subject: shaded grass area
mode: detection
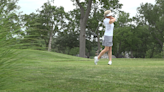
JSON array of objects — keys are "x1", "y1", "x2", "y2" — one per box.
[{"x1": 0, "y1": 49, "x2": 164, "y2": 92}]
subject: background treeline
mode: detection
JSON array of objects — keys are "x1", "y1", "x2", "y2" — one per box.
[{"x1": 1, "y1": 0, "x2": 164, "y2": 59}]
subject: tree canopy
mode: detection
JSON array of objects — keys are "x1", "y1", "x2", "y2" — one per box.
[{"x1": 1, "y1": 0, "x2": 164, "y2": 58}]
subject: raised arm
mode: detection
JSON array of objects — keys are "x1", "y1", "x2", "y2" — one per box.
[{"x1": 109, "y1": 17, "x2": 116, "y2": 24}]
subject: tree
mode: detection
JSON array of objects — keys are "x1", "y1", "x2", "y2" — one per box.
[
  {"x1": 54, "y1": 31, "x2": 79, "y2": 54},
  {"x1": 137, "y1": 1, "x2": 164, "y2": 55},
  {"x1": 54, "y1": 8, "x2": 81, "y2": 54},
  {"x1": 72, "y1": 0, "x2": 122, "y2": 57},
  {"x1": 113, "y1": 11, "x2": 132, "y2": 57},
  {"x1": 73, "y1": 0, "x2": 92, "y2": 57},
  {"x1": 38, "y1": 2, "x2": 67, "y2": 51},
  {"x1": 22, "y1": 2, "x2": 67, "y2": 51},
  {"x1": 86, "y1": 4, "x2": 104, "y2": 54}
]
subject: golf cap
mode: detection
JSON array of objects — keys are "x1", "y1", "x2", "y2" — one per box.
[{"x1": 106, "y1": 13, "x2": 113, "y2": 16}]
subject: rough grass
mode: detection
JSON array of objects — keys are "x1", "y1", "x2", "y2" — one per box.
[{"x1": 0, "y1": 49, "x2": 164, "y2": 92}]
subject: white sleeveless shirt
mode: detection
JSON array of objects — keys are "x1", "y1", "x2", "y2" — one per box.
[{"x1": 103, "y1": 18, "x2": 114, "y2": 36}]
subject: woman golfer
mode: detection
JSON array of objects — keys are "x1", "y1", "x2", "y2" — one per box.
[{"x1": 94, "y1": 10, "x2": 116, "y2": 65}]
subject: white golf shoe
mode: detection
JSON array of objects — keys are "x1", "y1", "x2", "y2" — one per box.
[
  {"x1": 94, "y1": 56, "x2": 99, "y2": 65},
  {"x1": 108, "y1": 61, "x2": 112, "y2": 65}
]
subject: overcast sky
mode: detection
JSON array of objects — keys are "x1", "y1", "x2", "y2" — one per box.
[{"x1": 17, "y1": 0, "x2": 156, "y2": 18}]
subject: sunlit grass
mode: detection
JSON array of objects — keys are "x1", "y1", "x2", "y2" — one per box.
[{"x1": 0, "y1": 49, "x2": 164, "y2": 92}]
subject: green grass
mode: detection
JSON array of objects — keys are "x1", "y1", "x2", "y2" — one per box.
[{"x1": 0, "y1": 49, "x2": 164, "y2": 92}]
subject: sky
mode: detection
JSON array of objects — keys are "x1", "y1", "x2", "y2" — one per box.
[{"x1": 17, "y1": 0, "x2": 156, "y2": 18}]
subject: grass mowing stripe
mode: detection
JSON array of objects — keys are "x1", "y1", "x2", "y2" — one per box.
[{"x1": 0, "y1": 49, "x2": 164, "y2": 92}]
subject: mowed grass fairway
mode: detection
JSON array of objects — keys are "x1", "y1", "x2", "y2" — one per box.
[{"x1": 0, "y1": 50, "x2": 164, "y2": 92}]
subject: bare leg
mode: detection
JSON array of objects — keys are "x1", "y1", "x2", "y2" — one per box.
[
  {"x1": 108, "y1": 47, "x2": 112, "y2": 61},
  {"x1": 98, "y1": 46, "x2": 109, "y2": 59}
]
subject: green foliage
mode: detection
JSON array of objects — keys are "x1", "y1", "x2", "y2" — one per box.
[
  {"x1": 145, "y1": 49, "x2": 153, "y2": 58},
  {"x1": 153, "y1": 53, "x2": 163, "y2": 58},
  {"x1": 1, "y1": 0, "x2": 163, "y2": 58},
  {"x1": 54, "y1": 31, "x2": 79, "y2": 54},
  {"x1": 20, "y1": 13, "x2": 47, "y2": 50},
  {"x1": 112, "y1": 1, "x2": 164, "y2": 58},
  {"x1": 21, "y1": 2, "x2": 67, "y2": 51},
  {"x1": 0, "y1": 0, "x2": 21, "y2": 65},
  {"x1": 113, "y1": 11, "x2": 134, "y2": 57},
  {"x1": 134, "y1": 1, "x2": 164, "y2": 58},
  {"x1": 145, "y1": 45, "x2": 163, "y2": 58},
  {"x1": 69, "y1": 47, "x2": 79, "y2": 55},
  {"x1": 137, "y1": 1, "x2": 164, "y2": 49}
]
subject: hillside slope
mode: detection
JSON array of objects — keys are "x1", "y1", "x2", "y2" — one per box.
[{"x1": 0, "y1": 49, "x2": 164, "y2": 92}]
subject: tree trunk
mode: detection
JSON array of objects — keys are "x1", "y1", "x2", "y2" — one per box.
[
  {"x1": 87, "y1": 52, "x2": 90, "y2": 58},
  {"x1": 116, "y1": 43, "x2": 119, "y2": 58},
  {"x1": 150, "y1": 44, "x2": 155, "y2": 58},
  {"x1": 130, "y1": 49, "x2": 134, "y2": 58},
  {"x1": 76, "y1": 0, "x2": 92, "y2": 58},
  {"x1": 79, "y1": 21, "x2": 86, "y2": 57},
  {"x1": 97, "y1": 30, "x2": 101, "y2": 53},
  {"x1": 48, "y1": 30, "x2": 53, "y2": 52},
  {"x1": 162, "y1": 43, "x2": 164, "y2": 58}
]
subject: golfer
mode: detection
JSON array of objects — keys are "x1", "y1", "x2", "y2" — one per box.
[{"x1": 94, "y1": 10, "x2": 116, "y2": 65}]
